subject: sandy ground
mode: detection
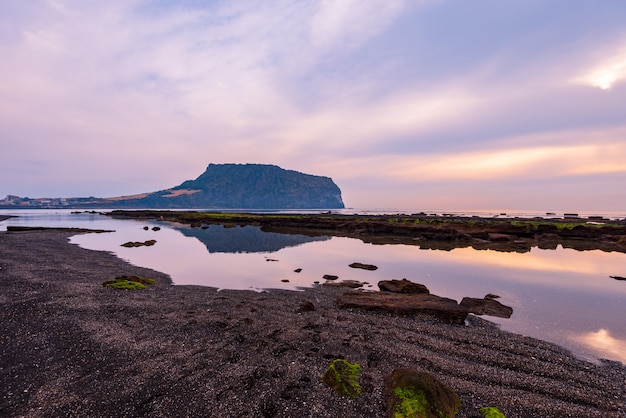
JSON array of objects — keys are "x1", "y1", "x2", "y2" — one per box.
[{"x1": 1, "y1": 230, "x2": 624, "y2": 417}]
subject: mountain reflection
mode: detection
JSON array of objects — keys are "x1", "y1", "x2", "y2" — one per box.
[{"x1": 174, "y1": 224, "x2": 330, "y2": 253}]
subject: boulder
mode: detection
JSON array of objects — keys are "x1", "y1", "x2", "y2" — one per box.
[
  {"x1": 337, "y1": 291, "x2": 467, "y2": 324},
  {"x1": 323, "y1": 274, "x2": 339, "y2": 281},
  {"x1": 383, "y1": 368, "x2": 460, "y2": 418},
  {"x1": 459, "y1": 297, "x2": 513, "y2": 318},
  {"x1": 321, "y1": 359, "x2": 362, "y2": 399},
  {"x1": 379, "y1": 279, "x2": 429, "y2": 294}
]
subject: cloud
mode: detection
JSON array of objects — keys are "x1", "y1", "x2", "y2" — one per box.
[{"x1": 572, "y1": 40, "x2": 626, "y2": 90}]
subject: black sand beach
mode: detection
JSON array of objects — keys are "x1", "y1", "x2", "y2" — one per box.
[{"x1": 1, "y1": 229, "x2": 624, "y2": 417}]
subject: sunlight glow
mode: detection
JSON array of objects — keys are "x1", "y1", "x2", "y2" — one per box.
[
  {"x1": 574, "y1": 48, "x2": 626, "y2": 90},
  {"x1": 573, "y1": 329, "x2": 626, "y2": 363}
]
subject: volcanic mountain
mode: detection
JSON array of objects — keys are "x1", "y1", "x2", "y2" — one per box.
[{"x1": 99, "y1": 163, "x2": 345, "y2": 209}]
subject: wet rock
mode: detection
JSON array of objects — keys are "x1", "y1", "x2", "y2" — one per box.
[
  {"x1": 294, "y1": 268, "x2": 302, "y2": 273},
  {"x1": 459, "y1": 297, "x2": 513, "y2": 318},
  {"x1": 379, "y1": 279, "x2": 429, "y2": 294},
  {"x1": 323, "y1": 274, "x2": 339, "y2": 280},
  {"x1": 349, "y1": 262, "x2": 378, "y2": 270},
  {"x1": 488, "y1": 233, "x2": 516, "y2": 242},
  {"x1": 321, "y1": 359, "x2": 362, "y2": 399},
  {"x1": 383, "y1": 368, "x2": 460, "y2": 418},
  {"x1": 610, "y1": 275, "x2": 626, "y2": 281},
  {"x1": 323, "y1": 280, "x2": 364, "y2": 288},
  {"x1": 337, "y1": 291, "x2": 467, "y2": 324},
  {"x1": 120, "y1": 239, "x2": 156, "y2": 247}
]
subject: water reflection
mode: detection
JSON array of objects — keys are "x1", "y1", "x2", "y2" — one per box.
[
  {"x1": 175, "y1": 224, "x2": 329, "y2": 253},
  {"x1": 2, "y1": 210, "x2": 625, "y2": 364},
  {"x1": 573, "y1": 329, "x2": 626, "y2": 363}
]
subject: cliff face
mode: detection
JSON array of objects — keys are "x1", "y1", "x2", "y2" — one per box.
[{"x1": 108, "y1": 164, "x2": 345, "y2": 209}]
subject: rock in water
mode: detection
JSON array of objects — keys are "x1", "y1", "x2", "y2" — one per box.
[
  {"x1": 379, "y1": 279, "x2": 430, "y2": 294},
  {"x1": 459, "y1": 297, "x2": 513, "y2": 318}
]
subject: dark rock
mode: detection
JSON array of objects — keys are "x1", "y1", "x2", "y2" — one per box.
[
  {"x1": 294, "y1": 268, "x2": 302, "y2": 273},
  {"x1": 349, "y1": 262, "x2": 378, "y2": 271},
  {"x1": 488, "y1": 233, "x2": 516, "y2": 242},
  {"x1": 337, "y1": 291, "x2": 467, "y2": 324},
  {"x1": 459, "y1": 297, "x2": 513, "y2": 318},
  {"x1": 120, "y1": 239, "x2": 157, "y2": 248},
  {"x1": 297, "y1": 301, "x2": 316, "y2": 313},
  {"x1": 383, "y1": 368, "x2": 460, "y2": 418},
  {"x1": 323, "y1": 274, "x2": 339, "y2": 281},
  {"x1": 379, "y1": 279, "x2": 429, "y2": 294},
  {"x1": 323, "y1": 280, "x2": 364, "y2": 288},
  {"x1": 484, "y1": 293, "x2": 500, "y2": 300},
  {"x1": 152, "y1": 226, "x2": 160, "y2": 231},
  {"x1": 610, "y1": 275, "x2": 626, "y2": 281}
]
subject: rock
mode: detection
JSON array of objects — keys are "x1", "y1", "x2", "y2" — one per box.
[
  {"x1": 484, "y1": 293, "x2": 500, "y2": 300},
  {"x1": 383, "y1": 368, "x2": 460, "y2": 418},
  {"x1": 294, "y1": 268, "x2": 302, "y2": 273},
  {"x1": 349, "y1": 262, "x2": 378, "y2": 270},
  {"x1": 459, "y1": 297, "x2": 513, "y2": 318},
  {"x1": 297, "y1": 301, "x2": 315, "y2": 313},
  {"x1": 120, "y1": 239, "x2": 157, "y2": 248},
  {"x1": 321, "y1": 358, "x2": 362, "y2": 399},
  {"x1": 323, "y1": 274, "x2": 339, "y2": 281},
  {"x1": 379, "y1": 279, "x2": 429, "y2": 294},
  {"x1": 488, "y1": 233, "x2": 515, "y2": 242},
  {"x1": 323, "y1": 280, "x2": 364, "y2": 288},
  {"x1": 337, "y1": 291, "x2": 467, "y2": 324},
  {"x1": 610, "y1": 275, "x2": 626, "y2": 281},
  {"x1": 152, "y1": 226, "x2": 160, "y2": 231}
]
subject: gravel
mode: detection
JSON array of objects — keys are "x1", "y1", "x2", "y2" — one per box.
[{"x1": 1, "y1": 230, "x2": 624, "y2": 417}]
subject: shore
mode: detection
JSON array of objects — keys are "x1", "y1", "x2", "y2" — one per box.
[{"x1": 1, "y1": 229, "x2": 624, "y2": 417}]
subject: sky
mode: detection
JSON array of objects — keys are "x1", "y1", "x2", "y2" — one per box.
[{"x1": 1, "y1": 0, "x2": 626, "y2": 211}]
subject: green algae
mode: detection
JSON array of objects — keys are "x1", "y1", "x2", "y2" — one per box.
[
  {"x1": 321, "y1": 358, "x2": 362, "y2": 399},
  {"x1": 102, "y1": 275, "x2": 157, "y2": 290},
  {"x1": 479, "y1": 407, "x2": 506, "y2": 418},
  {"x1": 393, "y1": 386, "x2": 428, "y2": 417}
]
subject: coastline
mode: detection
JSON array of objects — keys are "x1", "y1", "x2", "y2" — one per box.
[{"x1": 1, "y1": 230, "x2": 624, "y2": 417}]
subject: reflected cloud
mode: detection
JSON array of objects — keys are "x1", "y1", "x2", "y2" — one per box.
[{"x1": 572, "y1": 329, "x2": 626, "y2": 363}]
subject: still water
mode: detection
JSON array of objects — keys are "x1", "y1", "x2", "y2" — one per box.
[{"x1": 1, "y1": 209, "x2": 625, "y2": 364}]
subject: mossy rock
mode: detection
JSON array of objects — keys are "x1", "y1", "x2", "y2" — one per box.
[
  {"x1": 383, "y1": 369, "x2": 460, "y2": 418},
  {"x1": 102, "y1": 275, "x2": 157, "y2": 290},
  {"x1": 479, "y1": 407, "x2": 506, "y2": 418},
  {"x1": 321, "y1": 358, "x2": 362, "y2": 399}
]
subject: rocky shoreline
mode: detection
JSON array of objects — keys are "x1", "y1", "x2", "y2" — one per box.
[
  {"x1": 108, "y1": 210, "x2": 626, "y2": 254},
  {"x1": 1, "y1": 229, "x2": 625, "y2": 417}
]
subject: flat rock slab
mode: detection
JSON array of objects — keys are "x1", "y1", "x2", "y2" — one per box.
[
  {"x1": 459, "y1": 297, "x2": 514, "y2": 318},
  {"x1": 337, "y1": 291, "x2": 468, "y2": 324}
]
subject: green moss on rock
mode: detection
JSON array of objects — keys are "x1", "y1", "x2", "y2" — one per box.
[
  {"x1": 383, "y1": 368, "x2": 459, "y2": 418},
  {"x1": 479, "y1": 407, "x2": 506, "y2": 418},
  {"x1": 102, "y1": 275, "x2": 157, "y2": 290},
  {"x1": 321, "y1": 358, "x2": 362, "y2": 399}
]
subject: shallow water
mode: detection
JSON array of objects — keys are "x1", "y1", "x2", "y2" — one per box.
[{"x1": 2, "y1": 209, "x2": 625, "y2": 364}]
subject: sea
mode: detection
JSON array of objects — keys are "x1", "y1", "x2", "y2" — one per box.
[{"x1": 1, "y1": 208, "x2": 625, "y2": 365}]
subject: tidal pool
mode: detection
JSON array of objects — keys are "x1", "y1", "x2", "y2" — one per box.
[{"x1": 2, "y1": 209, "x2": 625, "y2": 364}]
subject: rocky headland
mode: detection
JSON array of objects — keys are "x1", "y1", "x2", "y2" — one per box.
[{"x1": 1, "y1": 228, "x2": 624, "y2": 417}]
